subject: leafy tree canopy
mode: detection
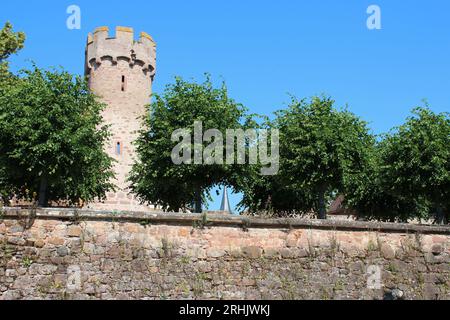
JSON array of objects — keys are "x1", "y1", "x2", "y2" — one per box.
[
  {"x1": 348, "y1": 106, "x2": 450, "y2": 223},
  {"x1": 0, "y1": 66, "x2": 115, "y2": 206},
  {"x1": 240, "y1": 96, "x2": 376, "y2": 219},
  {"x1": 130, "y1": 75, "x2": 258, "y2": 212},
  {"x1": 0, "y1": 22, "x2": 25, "y2": 79}
]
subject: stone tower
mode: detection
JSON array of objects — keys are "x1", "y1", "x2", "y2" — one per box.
[{"x1": 85, "y1": 26, "x2": 156, "y2": 211}]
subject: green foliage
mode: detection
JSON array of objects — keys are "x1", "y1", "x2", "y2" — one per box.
[
  {"x1": 129, "y1": 75, "x2": 257, "y2": 212},
  {"x1": 0, "y1": 66, "x2": 116, "y2": 206},
  {"x1": 21, "y1": 256, "x2": 34, "y2": 268},
  {"x1": 0, "y1": 22, "x2": 25, "y2": 61},
  {"x1": 240, "y1": 96, "x2": 375, "y2": 219},
  {"x1": 0, "y1": 22, "x2": 26, "y2": 80},
  {"x1": 347, "y1": 106, "x2": 450, "y2": 223}
]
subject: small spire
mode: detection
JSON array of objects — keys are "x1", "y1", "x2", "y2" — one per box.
[{"x1": 220, "y1": 186, "x2": 232, "y2": 213}]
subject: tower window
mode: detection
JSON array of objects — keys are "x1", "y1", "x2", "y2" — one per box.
[
  {"x1": 116, "y1": 142, "x2": 122, "y2": 155},
  {"x1": 121, "y1": 75, "x2": 126, "y2": 92}
]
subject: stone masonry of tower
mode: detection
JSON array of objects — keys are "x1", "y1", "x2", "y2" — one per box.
[{"x1": 84, "y1": 26, "x2": 156, "y2": 211}]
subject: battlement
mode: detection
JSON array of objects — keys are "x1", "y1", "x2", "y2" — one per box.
[{"x1": 85, "y1": 26, "x2": 156, "y2": 76}]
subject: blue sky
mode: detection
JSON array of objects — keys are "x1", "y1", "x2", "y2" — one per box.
[{"x1": 2, "y1": 0, "x2": 450, "y2": 212}]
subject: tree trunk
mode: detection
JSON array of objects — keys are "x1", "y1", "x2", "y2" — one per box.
[
  {"x1": 435, "y1": 206, "x2": 446, "y2": 225},
  {"x1": 38, "y1": 175, "x2": 48, "y2": 207},
  {"x1": 194, "y1": 187, "x2": 202, "y2": 214},
  {"x1": 318, "y1": 189, "x2": 327, "y2": 220}
]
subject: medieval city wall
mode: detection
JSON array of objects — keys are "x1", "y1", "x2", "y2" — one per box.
[{"x1": 0, "y1": 208, "x2": 449, "y2": 300}]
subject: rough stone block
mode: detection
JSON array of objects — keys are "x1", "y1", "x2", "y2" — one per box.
[
  {"x1": 380, "y1": 244, "x2": 396, "y2": 260},
  {"x1": 242, "y1": 246, "x2": 262, "y2": 259}
]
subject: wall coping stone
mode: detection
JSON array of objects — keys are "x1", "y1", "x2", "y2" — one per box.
[{"x1": 1, "y1": 207, "x2": 449, "y2": 235}]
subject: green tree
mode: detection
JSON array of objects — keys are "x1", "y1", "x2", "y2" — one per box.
[
  {"x1": 0, "y1": 22, "x2": 26, "y2": 79},
  {"x1": 344, "y1": 142, "x2": 424, "y2": 223},
  {"x1": 382, "y1": 107, "x2": 449, "y2": 223},
  {"x1": 239, "y1": 172, "x2": 314, "y2": 217},
  {"x1": 129, "y1": 75, "x2": 257, "y2": 212},
  {"x1": 346, "y1": 106, "x2": 449, "y2": 224},
  {"x1": 0, "y1": 66, "x2": 115, "y2": 207},
  {"x1": 242, "y1": 96, "x2": 375, "y2": 219},
  {"x1": 0, "y1": 22, "x2": 26, "y2": 202}
]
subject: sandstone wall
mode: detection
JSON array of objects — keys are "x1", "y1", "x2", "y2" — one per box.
[{"x1": 0, "y1": 208, "x2": 449, "y2": 300}]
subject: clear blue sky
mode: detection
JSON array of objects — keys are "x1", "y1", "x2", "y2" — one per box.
[{"x1": 2, "y1": 0, "x2": 450, "y2": 212}]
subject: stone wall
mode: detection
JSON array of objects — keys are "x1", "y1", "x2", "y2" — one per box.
[{"x1": 0, "y1": 208, "x2": 449, "y2": 300}]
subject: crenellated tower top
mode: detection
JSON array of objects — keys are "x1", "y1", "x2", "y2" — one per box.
[{"x1": 85, "y1": 26, "x2": 156, "y2": 79}]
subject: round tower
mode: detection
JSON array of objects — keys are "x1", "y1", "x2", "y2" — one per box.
[{"x1": 85, "y1": 26, "x2": 156, "y2": 211}]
